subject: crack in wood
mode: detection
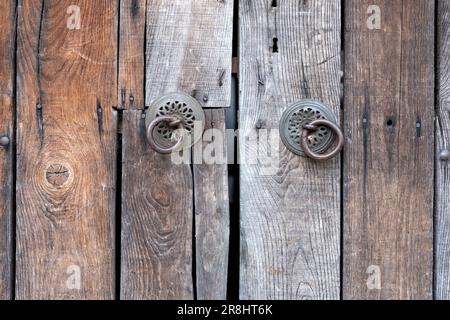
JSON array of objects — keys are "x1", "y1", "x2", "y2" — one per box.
[{"x1": 45, "y1": 164, "x2": 70, "y2": 187}]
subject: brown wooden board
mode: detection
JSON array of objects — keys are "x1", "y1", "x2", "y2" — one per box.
[
  {"x1": 343, "y1": 0, "x2": 434, "y2": 300},
  {"x1": 193, "y1": 109, "x2": 229, "y2": 300},
  {"x1": 118, "y1": 0, "x2": 146, "y2": 111},
  {"x1": 0, "y1": 0, "x2": 16, "y2": 300},
  {"x1": 436, "y1": 0, "x2": 450, "y2": 300},
  {"x1": 120, "y1": 0, "x2": 233, "y2": 299},
  {"x1": 16, "y1": 0, "x2": 117, "y2": 299},
  {"x1": 239, "y1": 0, "x2": 342, "y2": 300}
]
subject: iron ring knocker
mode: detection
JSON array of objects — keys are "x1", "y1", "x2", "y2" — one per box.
[
  {"x1": 147, "y1": 115, "x2": 185, "y2": 154},
  {"x1": 301, "y1": 119, "x2": 344, "y2": 161}
]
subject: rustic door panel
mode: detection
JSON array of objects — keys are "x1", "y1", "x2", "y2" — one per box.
[
  {"x1": 239, "y1": 0, "x2": 342, "y2": 300},
  {"x1": 343, "y1": 0, "x2": 434, "y2": 300},
  {"x1": 120, "y1": 0, "x2": 233, "y2": 299},
  {"x1": 16, "y1": 0, "x2": 117, "y2": 299},
  {"x1": 0, "y1": 0, "x2": 16, "y2": 300}
]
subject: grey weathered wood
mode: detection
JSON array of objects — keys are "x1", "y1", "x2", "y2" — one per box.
[
  {"x1": 239, "y1": 0, "x2": 341, "y2": 300},
  {"x1": 16, "y1": 0, "x2": 117, "y2": 299},
  {"x1": 120, "y1": 0, "x2": 193, "y2": 300},
  {"x1": 193, "y1": 109, "x2": 229, "y2": 300},
  {"x1": 120, "y1": 0, "x2": 232, "y2": 299},
  {"x1": 145, "y1": 0, "x2": 233, "y2": 108},
  {"x1": 437, "y1": 0, "x2": 450, "y2": 300},
  {"x1": 343, "y1": 0, "x2": 434, "y2": 300},
  {"x1": 121, "y1": 110, "x2": 194, "y2": 300},
  {"x1": 0, "y1": 0, "x2": 15, "y2": 300}
]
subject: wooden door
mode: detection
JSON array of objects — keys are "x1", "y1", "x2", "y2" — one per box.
[
  {"x1": 0, "y1": 0, "x2": 447, "y2": 301},
  {"x1": 239, "y1": 0, "x2": 341, "y2": 300}
]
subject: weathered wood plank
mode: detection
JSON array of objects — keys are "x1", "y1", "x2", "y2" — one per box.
[
  {"x1": 193, "y1": 109, "x2": 229, "y2": 300},
  {"x1": 239, "y1": 0, "x2": 341, "y2": 300},
  {"x1": 120, "y1": 0, "x2": 232, "y2": 300},
  {"x1": 436, "y1": 0, "x2": 450, "y2": 300},
  {"x1": 0, "y1": 0, "x2": 16, "y2": 300},
  {"x1": 145, "y1": 0, "x2": 234, "y2": 108},
  {"x1": 121, "y1": 110, "x2": 193, "y2": 300},
  {"x1": 120, "y1": 0, "x2": 194, "y2": 300},
  {"x1": 16, "y1": 0, "x2": 117, "y2": 299},
  {"x1": 118, "y1": 0, "x2": 146, "y2": 110},
  {"x1": 343, "y1": 0, "x2": 434, "y2": 300}
]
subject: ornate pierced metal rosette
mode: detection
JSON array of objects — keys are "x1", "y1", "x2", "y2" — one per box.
[
  {"x1": 146, "y1": 93, "x2": 206, "y2": 151},
  {"x1": 280, "y1": 100, "x2": 338, "y2": 157}
]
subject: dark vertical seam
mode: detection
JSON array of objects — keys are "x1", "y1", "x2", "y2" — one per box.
[
  {"x1": 226, "y1": 0, "x2": 239, "y2": 301},
  {"x1": 339, "y1": 0, "x2": 345, "y2": 301},
  {"x1": 433, "y1": 0, "x2": 438, "y2": 301},
  {"x1": 116, "y1": 0, "x2": 121, "y2": 94},
  {"x1": 11, "y1": 0, "x2": 19, "y2": 301},
  {"x1": 114, "y1": 110, "x2": 123, "y2": 300},
  {"x1": 115, "y1": 0, "x2": 122, "y2": 300},
  {"x1": 143, "y1": 0, "x2": 148, "y2": 108},
  {"x1": 36, "y1": 0, "x2": 45, "y2": 148},
  {"x1": 191, "y1": 152, "x2": 197, "y2": 300}
]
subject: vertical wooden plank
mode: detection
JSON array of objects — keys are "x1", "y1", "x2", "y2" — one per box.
[
  {"x1": 0, "y1": 0, "x2": 16, "y2": 300},
  {"x1": 16, "y1": 0, "x2": 117, "y2": 299},
  {"x1": 120, "y1": 0, "x2": 194, "y2": 299},
  {"x1": 239, "y1": 0, "x2": 341, "y2": 300},
  {"x1": 343, "y1": 0, "x2": 434, "y2": 300},
  {"x1": 193, "y1": 109, "x2": 229, "y2": 300},
  {"x1": 437, "y1": 0, "x2": 450, "y2": 300},
  {"x1": 120, "y1": 0, "x2": 233, "y2": 299},
  {"x1": 121, "y1": 110, "x2": 193, "y2": 300},
  {"x1": 118, "y1": 0, "x2": 146, "y2": 110},
  {"x1": 145, "y1": 0, "x2": 234, "y2": 108}
]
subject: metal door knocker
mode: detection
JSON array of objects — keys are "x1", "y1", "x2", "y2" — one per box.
[
  {"x1": 280, "y1": 100, "x2": 344, "y2": 161},
  {"x1": 146, "y1": 92, "x2": 205, "y2": 154}
]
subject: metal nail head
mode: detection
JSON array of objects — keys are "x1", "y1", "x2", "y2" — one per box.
[{"x1": 0, "y1": 136, "x2": 10, "y2": 146}]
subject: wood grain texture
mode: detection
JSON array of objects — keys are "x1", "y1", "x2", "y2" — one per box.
[
  {"x1": 343, "y1": 0, "x2": 434, "y2": 300},
  {"x1": 120, "y1": 0, "x2": 232, "y2": 300},
  {"x1": 119, "y1": 0, "x2": 195, "y2": 300},
  {"x1": 0, "y1": 0, "x2": 16, "y2": 300},
  {"x1": 16, "y1": 0, "x2": 117, "y2": 299},
  {"x1": 193, "y1": 109, "x2": 229, "y2": 300},
  {"x1": 239, "y1": 0, "x2": 341, "y2": 300},
  {"x1": 118, "y1": 0, "x2": 146, "y2": 110},
  {"x1": 436, "y1": 0, "x2": 450, "y2": 300},
  {"x1": 145, "y1": 0, "x2": 233, "y2": 108},
  {"x1": 121, "y1": 110, "x2": 193, "y2": 300}
]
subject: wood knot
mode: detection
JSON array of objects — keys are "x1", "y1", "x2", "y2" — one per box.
[{"x1": 46, "y1": 164, "x2": 71, "y2": 187}]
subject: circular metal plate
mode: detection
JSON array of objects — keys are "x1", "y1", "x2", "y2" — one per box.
[
  {"x1": 146, "y1": 93, "x2": 205, "y2": 150},
  {"x1": 280, "y1": 100, "x2": 338, "y2": 157}
]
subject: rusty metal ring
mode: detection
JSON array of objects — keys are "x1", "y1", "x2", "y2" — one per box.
[
  {"x1": 300, "y1": 119, "x2": 344, "y2": 161},
  {"x1": 147, "y1": 115, "x2": 185, "y2": 154}
]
